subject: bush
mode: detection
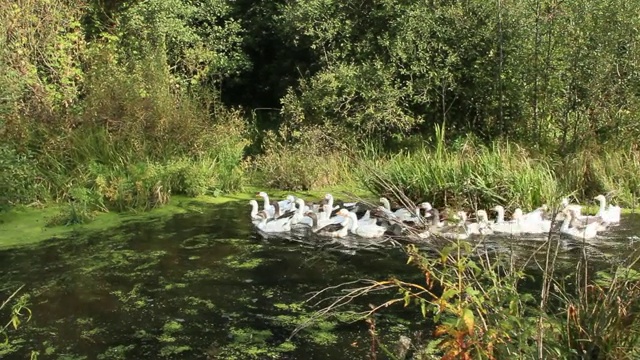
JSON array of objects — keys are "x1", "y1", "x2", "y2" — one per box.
[
  {"x1": 252, "y1": 126, "x2": 355, "y2": 190},
  {"x1": 0, "y1": 145, "x2": 44, "y2": 209}
]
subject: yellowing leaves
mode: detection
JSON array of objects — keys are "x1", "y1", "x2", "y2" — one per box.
[{"x1": 461, "y1": 308, "x2": 475, "y2": 334}]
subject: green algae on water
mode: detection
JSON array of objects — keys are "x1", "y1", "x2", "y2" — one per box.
[
  {"x1": 97, "y1": 345, "x2": 136, "y2": 360},
  {"x1": 0, "y1": 185, "x2": 373, "y2": 249},
  {"x1": 225, "y1": 255, "x2": 264, "y2": 270}
]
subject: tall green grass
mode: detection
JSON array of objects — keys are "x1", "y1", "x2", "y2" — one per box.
[
  {"x1": 561, "y1": 147, "x2": 640, "y2": 207},
  {"x1": 364, "y1": 125, "x2": 561, "y2": 211},
  {"x1": 252, "y1": 126, "x2": 359, "y2": 191}
]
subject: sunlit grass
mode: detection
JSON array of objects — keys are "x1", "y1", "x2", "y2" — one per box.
[{"x1": 363, "y1": 126, "x2": 561, "y2": 211}]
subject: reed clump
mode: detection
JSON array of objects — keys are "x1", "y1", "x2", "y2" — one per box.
[
  {"x1": 561, "y1": 147, "x2": 640, "y2": 208},
  {"x1": 252, "y1": 126, "x2": 357, "y2": 191},
  {"x1": 365, "y1": 126, "x2": 560, "y2": 211}
]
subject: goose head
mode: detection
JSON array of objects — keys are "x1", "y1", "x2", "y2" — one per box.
[
  {"x1": 513, "y1": 208, "x2": 523, "y2": 220},
  {"x1": 593, "y1": 194, "x2": 606, "y2": 203},
  {"x1": 452, "y1": 211, "x2": 467, "y2": 224},
  {"x1": 476, "y1": 210, "x2": 489, "y2": 223},
  {"x1": 420, "y1": 202, "x2": 433, "y2": 218},
  {"x1": 421, "y1": 202, "x2": 433, "y2": 211},
  {"x1": 379, "y1": 197, "x2": 391, "y2": 210},
  {"x1": 256, "y1": 191, "x2": 268, "y2": 198},
  {"x1": 337, "y1": 209, "x2": 351, "y2": 217}
]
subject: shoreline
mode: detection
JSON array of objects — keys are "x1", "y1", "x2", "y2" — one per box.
[
  {"x1": 0, "y1": 186, "x2": 372, "y2": 249},
  {"x1": 1, "y1": 185, "x2": 636, "y2": 249}
]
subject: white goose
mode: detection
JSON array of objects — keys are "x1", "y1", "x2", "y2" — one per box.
[
  {"x1": 490, "y1": 205, "x2": 522, "y2": 235},
  {"x1": 560, "y1": 209, "x2": 600, "y2": 240},
  {"x1": 512, "y1": 208, "x2": 523, "y2": 220},
  {"x1": 430, "y1": 210, "x2": 469, "y2": 240},
  {"x1": 402, "y1": 202, "x2": 433, "y2": 224},
  {"x1": 256, "y1": 192, "x2": 295, "y2": 217},
  {"x1": 306, "y1": 212, "x2": 351, "y2": 238},
  {"x1": 512, "y1": 206, "x2": 551, "y2": 234},
  {"x1": 379, "y1": 197, "x2": 419, "y2": 221},
  {"x1": 466, "y1": 210, "x2": 494, "y2": 235},
  {"x1": 355, "y1": 210, "x2": 378, "y2": 226},
  {"x1": 306, "y1": 205, "x2": 344, "y2": 228},
  {"x1": 516, "y1": 205, "x2": 547, "y2": 223},
  {"x1": 594, "y1": 194, "x2": 621, "y2": 223},
  {"x1": 557, "y1": 198, "x2": 583, "y2": 219},
  {"x1": 324, "y1": 194, "x2": 346, "y2": 223},
  {"x1": 255, "y1": 212, "x2": 293, "y2": 233},
  {"x1": 249, "y1": 200, "x2": 266, "y2": 226},
  {"x1": 338, "y1": 209, "x2": 387, "y2": 238},
  {"x1": 290, "y1": 198, "x2": 314, "y2": 226}
]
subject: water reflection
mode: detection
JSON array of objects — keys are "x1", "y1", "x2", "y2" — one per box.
[{"x1": 0, "y1": 200, "x2": 638, "y2": 359}]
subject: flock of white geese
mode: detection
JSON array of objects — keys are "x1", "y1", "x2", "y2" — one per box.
[{"x1": 249, "y1": 191, "x2": 622, "y2": 241}]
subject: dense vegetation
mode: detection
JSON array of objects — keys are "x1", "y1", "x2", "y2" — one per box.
[
  {"x1": 2, "y1": 1, "x2": 640, "y2": 358},
  {"x1": 2, "y1": 0, "x2": 640, "y2": 214}
]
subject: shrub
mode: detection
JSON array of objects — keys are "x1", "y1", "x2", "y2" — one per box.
[
  {"x1": 0, "y1": 145, "x2": 44, "y2": 209},
  {"x1": 252, "y1": 126, "x2": 355, "y2": 190}
]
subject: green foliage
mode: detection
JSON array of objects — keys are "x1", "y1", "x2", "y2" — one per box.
[
  {"x1": 0, "y1": 0, "x2": 86, "y2": 125},
  {"x1": 277, "y1": 0, "x2": 640, "y2": 147},
  {"x1": 2, "y1": 0, "x2": 640, "y2": 212},
  {"x1": 366, "y1": 129, "x2": 560, "y2": 210},
  {"x1": 556, "y1": 263, "x2": 640, "y2": 359},
  {"x1": 302, "y1": 238, "x2": 640, "y2": 359},
  {"x1": 0, "y1": 146, "x2": 44, "y2": 209},
  {"x1": 280, "y1": 62, "x2": 420, "y2": 140},
  {"x1": 46, "y1": 187, "x2": 99, "y2": 227},
  {"x1": 118, "y1": 0, "x2": 249, "y2": 88},
  {"x1": 252, "y1": 126, "x2": 356, "y2": 190},
  {"x1": 402, "y1": 242, "x2": 540, "y2": 359},
  {"x1": 0, "y1": 286, "x2": 33, "y2": 358}
]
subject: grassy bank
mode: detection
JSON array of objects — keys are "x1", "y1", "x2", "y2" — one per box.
[
  {"x1": 3, "y1": 128, "x2": 640, "y2": 246},
  {"x1": 361, "y1": 127, "x2": 640, "y2": 211}
]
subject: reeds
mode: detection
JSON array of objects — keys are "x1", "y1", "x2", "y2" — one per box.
[
  {"x1": 365, "y1": 128, "x2": 560, "y2": 211},
  {"x1": 562, "y1": 147, "x2": 640, "y2": 207},
  {"x1": 252, "y1": 126, "x2": 359, "y2": 191}
]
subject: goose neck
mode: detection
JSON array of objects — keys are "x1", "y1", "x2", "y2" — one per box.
[{"x1": 250, "y1": 202, "x2": 258, "y2": 217}]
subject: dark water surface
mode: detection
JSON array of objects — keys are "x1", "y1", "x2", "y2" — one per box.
[{"x1": 1, "y1": 201, "x2": 639, "y2": 359}]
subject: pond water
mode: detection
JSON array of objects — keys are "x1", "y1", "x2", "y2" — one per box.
[{"x1": 1, "y1": 201, "x2": 639, "y2": 359}]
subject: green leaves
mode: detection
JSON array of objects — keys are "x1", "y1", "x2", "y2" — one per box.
[{"x1": 118, "y1": 0, "x2": 249, "y2": 87}]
